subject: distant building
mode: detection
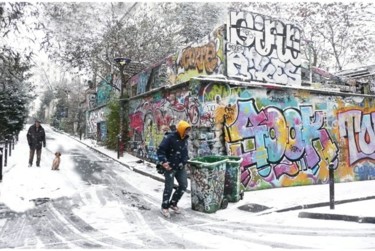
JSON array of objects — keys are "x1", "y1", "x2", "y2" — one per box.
[{"x1": 335, "y1": 65, "x2": 375, "y2": 95}]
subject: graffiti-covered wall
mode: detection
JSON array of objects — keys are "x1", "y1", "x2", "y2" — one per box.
[
  {"x1": 87, "y1": 106, "x2": 108, "y2": 140},
  {"x1": 128, "y1": 79, "x2": 375, "y2": 190},
  {"x1": 85, "y1": 75, "x2": 114, "y2": 141},
  {"x1": 97, "y1": 76, "x2": 113, "y2": 106},
  {"x1": 227, "y1": 11, "x2": 301, "y2": 86},
  {"x1": 128, "y1": 83, "x2": 222, "y2": 162},
  {"x1": 223, "y1": 86, "x2": 375, "y2": 190},
  {"x1": 86, "y1": 93, "x2": 97, "y2": 109},
  {"x1": 128, "y1": 56, "x2": 177, "y2": 96},
  {"x1": 128, "y1": 25, "x2": 226, "y2": 96},
  {"x1": 125, "y1": 10, "x2": 375, "y2": 191},
  {"x1": 175, "y1": 25, "x2": 226, "y2": 85}
]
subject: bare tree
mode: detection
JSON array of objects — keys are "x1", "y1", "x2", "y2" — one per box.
[
  {"x1": 39, "y1": 2, "x2": 228, "y2": 74},
  {"x1": 229, "y1": 2, "x2": 375, "y2": 71}
]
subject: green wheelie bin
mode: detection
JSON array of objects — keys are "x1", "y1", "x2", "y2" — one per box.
[
  {"x1": 188, "y1": 156, "x2": 228, "y2": 213},
  {"x1": 223, "y1": 156, "x2": 244, "y2": 202}
]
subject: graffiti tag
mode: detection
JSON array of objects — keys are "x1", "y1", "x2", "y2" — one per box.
[
  {"x1": 338, "y1": 110, "x2": 375, "y2": 165},
  {"x1": 227, "y1": 11, "x2": 301, "y2": 85},
  {"x1": 225, "y1": 99, "x2": 338, "y2": 178},
  {"x1": 178, "y1": 41, "x2": 220, "y2": 74}
]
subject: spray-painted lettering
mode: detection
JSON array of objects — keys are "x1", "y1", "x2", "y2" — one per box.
[
  {"x1": 178, "y1": 41, "x2": 219, "y2": 74},
  {"x1": 338, "y1": 110, "x2": 375, "y2": 165},
  {"x1": 227, "y1": 11, "x2": 301, "y2": 86},
  {"x1": 225, "y1": 99, "x2": 338, "y2": 178}
]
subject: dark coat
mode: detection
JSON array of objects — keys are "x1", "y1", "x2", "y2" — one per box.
[
  {"x1": 157, "y1": 131, "x2": 189, "y2": 170},
  {"x1": 27, "y1": 124, "x2": 46, "y2": 150}
]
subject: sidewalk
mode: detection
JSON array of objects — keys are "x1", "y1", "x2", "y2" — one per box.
[{"x1": 68, "y1": 132, "x2": 375, "y2": 225}]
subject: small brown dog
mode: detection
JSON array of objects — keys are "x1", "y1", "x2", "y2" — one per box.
[{"x1": 51, "y1": 152, "x2": 61, "y2": 170}]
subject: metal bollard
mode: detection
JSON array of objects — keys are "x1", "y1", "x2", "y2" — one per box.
[
  {"x1": 4, "y1": 140, "x2": 7, "y2": 167},
  {"x1": 117, "y1": 134, "x2": 121, "y2": 159},
  {"x1": 329, "y1": 162, "x2": 335, "y2": 210},
  {"x1": 8, "y1": 136, "x2": 12, "y2": 157},
  {"x1": 0, "y1": 146, "x2": 3, "y2": 182}
]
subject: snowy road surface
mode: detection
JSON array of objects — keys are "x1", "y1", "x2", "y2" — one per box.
[{"x1": 0, "y1": 125, "x2": 374, "y2": 248}]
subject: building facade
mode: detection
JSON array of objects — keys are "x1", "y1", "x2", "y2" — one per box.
[{"x1": 98, "y1": 11, "x2": 375, "y2": 191}]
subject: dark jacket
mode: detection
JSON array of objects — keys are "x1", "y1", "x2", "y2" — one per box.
[
  {"x1": 157, "y1": 121, "x2": 190, "y2": 170},
  {"x1": 27, "y1": 124, "x2": 46, "y2": 150}
]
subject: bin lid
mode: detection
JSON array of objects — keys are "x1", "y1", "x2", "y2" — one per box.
[
  {"x1": 188, "y1": 156, "x2": 228, "y2": 168},
  {"x1": 226, "y1": 156, "x2": 243, "y2": 163}
]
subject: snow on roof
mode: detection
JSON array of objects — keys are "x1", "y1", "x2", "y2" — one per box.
[{"x1": 335, "y1": 65, "x2": 375, "y2": 79}]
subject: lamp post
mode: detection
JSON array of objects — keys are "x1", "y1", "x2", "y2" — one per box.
[{"x1": 114, "y1": 57, "x2": 131, "y2": 157}]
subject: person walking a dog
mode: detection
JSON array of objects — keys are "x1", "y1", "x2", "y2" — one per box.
[
  {"x1": 27, "y1": 119, "x2": 46, "y2": 167},
  {"x1": 157, "y1": 120, "x2": 191, "y2": 218}
]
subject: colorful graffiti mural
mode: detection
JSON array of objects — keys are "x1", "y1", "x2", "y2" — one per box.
[
  {"x1": 128, "y1": 85, "x2": 203, "y2": 162},
  {"x1": 175, "y1": 25, "x2": 225, "y2": 85},
  {"x1": 124, "y1": 11, "x2": 374, "y2": 191},
  {"x1": 223, "y1": 96, "x2": 340, "y2": 189},
  {"x1": 128, "y1": 79, "x2": 375, "y2": 191},
  {"x1": 227, "y1": 11, "x2": 301, "y2": 86},
  {"x1": 128, "y1": 25, "x2": 226, "y2": 97},
  {"x1": 97, "y1": 76, "x2": 113, "y2": 106},
  {"x1": 338, "y1": 109, "x2": 375, "y2": 180},
  {"x1": 87, "y1": 106, "x2": 108, "y2": 138},
  {"x1": 129, "y1": 57, "x2": 176, "y2": 96}
]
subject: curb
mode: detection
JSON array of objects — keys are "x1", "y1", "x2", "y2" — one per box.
[
  {"x1": 61, "y1": 131, "x2": 183, "y2": 191},
  {"x1": 79, "y1": 141, "x2": 184, "y2": 191},
  {"x1": 272, "y1": 195, "x2": 375, "y2": 213},
  {"x1": 298, "y1": 211, "x2": 375, "y2": 224},
  {"x1": 69, "y1": 136, "x2": 166, "y2": 183}
]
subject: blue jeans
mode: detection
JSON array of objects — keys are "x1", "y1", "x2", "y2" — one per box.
[{"x1": 161, "y1": 168, "x2": 188, "y2": 209}]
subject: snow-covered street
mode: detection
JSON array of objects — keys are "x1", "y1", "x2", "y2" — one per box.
[
  {"x1": 2, "y1": 2, "x2": 375, "y2": 249},
  {"x1": 0, "y1": 125, "x2": 375, "y2": 249}
]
